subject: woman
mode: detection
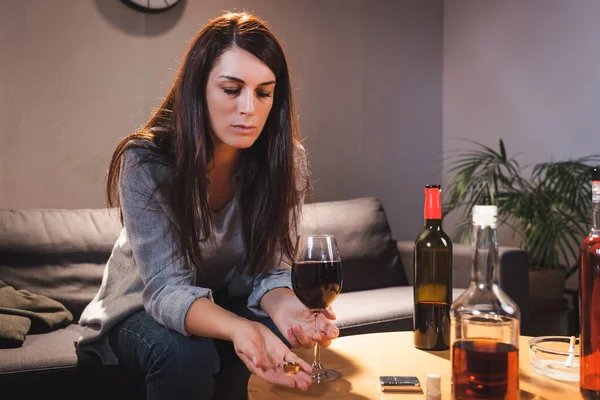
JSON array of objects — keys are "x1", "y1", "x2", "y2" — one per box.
[{"x1": 77, "y1": 11, "x2": 339, "y2": 399}]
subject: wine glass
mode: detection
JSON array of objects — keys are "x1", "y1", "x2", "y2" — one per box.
[{"x1": 292, "y1": 234, "x2": 343, "y2": 383}]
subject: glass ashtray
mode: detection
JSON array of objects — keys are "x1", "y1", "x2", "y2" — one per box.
[{"x1": 528, "y1": 336, "x2": 579, "y2": 382}]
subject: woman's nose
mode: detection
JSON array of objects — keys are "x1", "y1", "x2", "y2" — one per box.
[{"x1": 239, "y1": 90, "x2": 256, "y2": 116}]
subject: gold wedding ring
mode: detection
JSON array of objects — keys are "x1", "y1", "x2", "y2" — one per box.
[{"x1": 283, "y1": 361, "x2": 301, "y2": 374}]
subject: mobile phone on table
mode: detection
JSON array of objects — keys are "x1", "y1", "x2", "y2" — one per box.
[{"x1": 379, "y1": 376, "x2": 422, "y2": 393}]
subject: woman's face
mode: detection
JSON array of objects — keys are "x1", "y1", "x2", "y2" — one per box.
[{"x1": 206, "y1": 46, "x2": 276, "y2": 151}]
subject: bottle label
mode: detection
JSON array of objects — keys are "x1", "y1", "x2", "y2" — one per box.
[
  {"x1": 593, "y1": 181, "x2": 600, "y2": 203},
  {"x1": 424, "y1": 187, "x2": 442, "y2": 219}
]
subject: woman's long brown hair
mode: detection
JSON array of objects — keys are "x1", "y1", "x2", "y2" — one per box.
[{"x1": 105, "y1": 12, "x2": 308, "y2": 276}]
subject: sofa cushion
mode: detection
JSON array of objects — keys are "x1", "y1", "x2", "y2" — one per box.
[
  {"x1": 0, "y1": 208, "x2": 122, "y2": 322},
  {"x1": 0, "y1": 322, "x2": 146, "y2": 399},
  {"x1": 299, "y1": 197, "x2": 408, "y2": 292},
  {"x1": 0, "y1": 324, "x2": 84, "y2": 374}
]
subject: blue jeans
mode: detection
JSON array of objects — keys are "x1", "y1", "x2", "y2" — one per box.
[{"x1": 109, "y1": 294, "x2": 288, "y2": 400}]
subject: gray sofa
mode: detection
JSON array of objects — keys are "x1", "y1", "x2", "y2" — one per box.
[{"x1": 0, "y1": 197, "x2": 529, "y2": 399}]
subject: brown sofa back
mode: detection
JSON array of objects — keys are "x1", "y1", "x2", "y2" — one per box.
[
  {"x1": 0, "y1": 197, "x2": 407, "y2": 321},
  {"x1": 0, "y1": 208, "x2": 122, "y2": 322},
  {"x1": 300, "y1": 197, "x2": 407, "y2": 292}
]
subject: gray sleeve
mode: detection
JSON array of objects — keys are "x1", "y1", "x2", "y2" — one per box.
[
  {"x1": 246, "y1": 142, "x2": 309, "y2": 317},
  {"x1": 119, "y1": 149, "x2": 213, "y2": 335},
  {"x1": 247, "y1": 257, "x2": 293, "y2": 317}
]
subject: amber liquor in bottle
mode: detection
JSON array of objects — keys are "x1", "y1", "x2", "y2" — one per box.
[
  {"x1": 580, "y1": 167, "x2": 600, "y2": 400},
  {"x1": 452, "y1": 339, "x2": 518, "y2": 400}
]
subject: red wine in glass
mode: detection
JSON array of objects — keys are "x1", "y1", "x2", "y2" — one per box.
[
  {"x1": 292, "y1": 235, "x2": 343, "y2": 383},
  {"x1": 292, "y1": 260, "x2": 342, "y2": 310}
]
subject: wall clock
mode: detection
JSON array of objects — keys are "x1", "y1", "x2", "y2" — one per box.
[{"x1": 121, "y1": 0, "x2": 182, "y2": 13}]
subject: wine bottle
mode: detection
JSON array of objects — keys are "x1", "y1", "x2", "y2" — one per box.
[
  {"x1": 580, "y1": 167, "x2": 600, "y2": 400},
  {"x1": 414, "y1": 184, "x2": 453, "y2": 350}
]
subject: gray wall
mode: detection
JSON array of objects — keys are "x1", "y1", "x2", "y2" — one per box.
[
  {"x1": 4, "y1": 0, "x2": 599, "y2": 244},
  {"x1": 0, "y1": 0, "x2": 443, "y2": 242},
  {"x1": 443, "y1": 0, "x2": 600, "y2": 244}
]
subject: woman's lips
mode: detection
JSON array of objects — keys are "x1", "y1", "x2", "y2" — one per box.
[{"x1": 232, "y1": 125, "x2": 256, "y2": 134}]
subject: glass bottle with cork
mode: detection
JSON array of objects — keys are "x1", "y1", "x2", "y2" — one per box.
[
  {"x1": 414, "y1": 184, "x2": 453, "y2": 350},
  {"x1": 579, "y1": 166, "x2": 600, "y2": 400},
  {"x1": 450, "y1": 205, "x2": 520, "y2": 400}
]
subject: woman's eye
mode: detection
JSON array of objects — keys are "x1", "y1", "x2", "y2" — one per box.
[
  {"x1": 223, "y1": 88, "x2": 241, "y2": 96},
  {"x1": 257, "y1": 91, "x2": 272, "y2": 99}
]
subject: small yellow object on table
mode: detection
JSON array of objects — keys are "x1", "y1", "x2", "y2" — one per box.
[{"x1": 248, "y1": 331, "x2": 579, "y2": 399}]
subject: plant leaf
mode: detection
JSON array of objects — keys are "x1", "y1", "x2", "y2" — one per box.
[{"x1": 443, "y1": 137, "x2": 600, "y2": 269}]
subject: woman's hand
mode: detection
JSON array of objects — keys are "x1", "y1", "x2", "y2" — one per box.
[
  {"x1": 269, "y1": 291, "x2": 340, "y2": 350},
  {"x1": 232, "y1": 320, "x2": 313, "y2": 390}
]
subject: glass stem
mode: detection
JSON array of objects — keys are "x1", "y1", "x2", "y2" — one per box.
[{"x1": 311, "y1": 311, "x2": 322, "y2": 373}]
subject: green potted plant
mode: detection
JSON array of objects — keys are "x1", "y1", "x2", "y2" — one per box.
[{"x1": 443, "y1": 138, "x2": 600, "y2": 309}]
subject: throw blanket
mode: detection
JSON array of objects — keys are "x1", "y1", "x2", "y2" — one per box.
[{"x1": 0, "y1": 280, "x2": 73, "y2": 348}]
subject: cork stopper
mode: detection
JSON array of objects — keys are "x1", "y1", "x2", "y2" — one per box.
[{"x1": 426, "y1": 373, "x2": 441, "y2": 397}]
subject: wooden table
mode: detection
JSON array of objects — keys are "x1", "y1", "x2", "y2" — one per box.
[{"x1": 248, "y1": 331, "x2": 580, "y2": 399}]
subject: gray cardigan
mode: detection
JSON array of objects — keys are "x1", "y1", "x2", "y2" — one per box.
[{"x1": 77, "y1": 143, "x2": 306, "y2": 365}]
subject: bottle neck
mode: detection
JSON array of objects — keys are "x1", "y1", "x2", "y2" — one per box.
[
  {"x1": 425, "y1": 219, "x2": 443, "y2": 230},
  {"x1": 592, "y1": 202, "x2": 600, "y2": 234},
  {"x1": 471, "y1": 223, "x2": 499, "y2": 286},
  {"x1": 592, "y1": 181, "x2": 600, "y2": 234}
]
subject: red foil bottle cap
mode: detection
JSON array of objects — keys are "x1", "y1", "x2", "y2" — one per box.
[{"x1": 424, "y1": 185, "x2": 442, "y2": 220}]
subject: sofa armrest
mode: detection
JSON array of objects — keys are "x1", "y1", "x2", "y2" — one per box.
[{"x1": 396, "y1": 240, "x2": 530, "y2": 329}]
